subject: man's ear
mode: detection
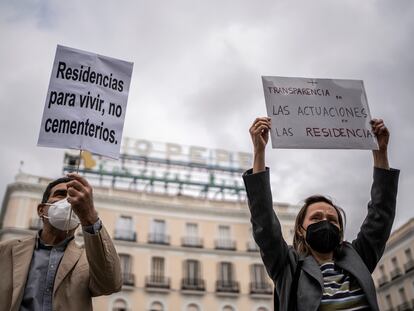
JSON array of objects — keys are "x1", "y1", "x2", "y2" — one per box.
[{"x1": 37, "y1": 203, "x2": 46, "y2": 217}]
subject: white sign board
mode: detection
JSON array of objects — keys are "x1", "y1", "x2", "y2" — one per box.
[
  {"x1": 38, "y1": 45, "x2": 134, "y2": 158},
  {"x1": 262, "y1": 76, "x2": 378, "y2": 150}
]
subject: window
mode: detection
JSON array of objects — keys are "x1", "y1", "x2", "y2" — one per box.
[
  {"x1": 114, "y1": 216, "x2": 136, "y2": 241},
  {"x1": 223, "y1": 306, "x2": 234, "y2": 311},
  {"x1": 385, "y1": 294, "x2": 393, "y2": 309},
  {"x1": 219, "y1": 262, "x2": 234, "y2": 283},
  {"x1": 247, "y1": 228, "x2": 259, "y2": 251},
  {"x1": 391, "y1": 257, "x2": 399, "y2": 269},
  {"x1": 146, "y1": 257, "x2": 170, "y2": 289},
  {"x1": 182, "y1": 259, "x2": 204, "y2": 290},
  {"x1": 119, "y1": 254, "x2": 134, "y2": 286},
  {"x1": 149, "y1": 301, "x2": 163, "y2": 311},
  {"x1": 153, "y1": 219, "x2": 166, "y2": 235},
  {"x1": 398, "y1": 287, "x2": 407, "y2": 303},
  {"x1": 187, "y1": 303, "x2": 200, "y2": 311},
  {"x1": 119, "y1": 254, "x2": 132, "y2": 274},
  {"x1": 185, "y1": 259, "x2": 201, "y2": 281},
  {"x1": 405, "y1": 248, "x2": 412, "y2": 260},
  {"x1": 150, "y1": 219, "x2": 169, "y2": 244},
  {"x1": 186, "y1": 223, "x2": 198, "y2": 237},
  {"x1": 216, "y1": 225, "x2": 235, "y2": 250},
  {"x1": 112, "y1": 298, "x2": 127, "y2": 311},
  {"x1": 183, "y1": 223, "x2": 202, "y2": 247},
  {"x1": 217, "y1": 262, "x2": 239, "y2": 293},
  {"x1": 250, "y1": 264, "x2": 271, "y2": 294},
  {"x1": 251, "y1": 264, "x2": 266, "y2": 284},
  {"x1": 219, "y1": 225, "x2": 231, "y2": 239},
  {"x1": 151, "y1": 257, "x2": 165, "y2": 279}
]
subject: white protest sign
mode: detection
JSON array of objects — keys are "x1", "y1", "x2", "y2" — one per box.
[
  {"x1": 262, "y1": 76, "x2": 379, "y2": 150},
  {"x1": 37, "y1": 45, "x2": 134, "y2": 159}
]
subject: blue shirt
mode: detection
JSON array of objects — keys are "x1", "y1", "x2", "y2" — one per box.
[{"x1": 19, "y1": 232, "x2": 73, "y2": 311}]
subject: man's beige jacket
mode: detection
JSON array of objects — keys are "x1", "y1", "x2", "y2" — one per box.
[{"x1": 0, "y1": 225, "x2": 122, "y2": 311}]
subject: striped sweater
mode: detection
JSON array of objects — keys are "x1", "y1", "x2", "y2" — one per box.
[{"x1": 318, "y1": 262, "x2": 371, "y2": 311}]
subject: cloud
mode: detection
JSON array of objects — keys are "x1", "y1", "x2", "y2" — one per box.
[{"x1": 0, "y1": 0, "x2": 413, "y2": 241}]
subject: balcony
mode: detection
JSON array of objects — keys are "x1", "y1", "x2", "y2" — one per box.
[
  {"x1": 181, "y1": 236, "x2": 203, "y2": 248},
  {"x1": 390, "y1": 267, "x2": 402, "y2": 280},
  {"x1": 145, "y1": 275, "x2": 171, "y2": 290},
  {"x1": 122, "y1": 272, "x2": 135, "y2": 288},
  {"x1": 114, "y1": 229, "x2": 137, "y2": 242},
  {"x1": 396, "y1": 301, "x2": 411, "y2": 311},
  {"x1": 216, "y1": 280, "x2": 240, "y2": 294},
  {"x1": 215, "y1": 239, "x2": 236, "y2": 251},
  {"x1": 181, "y1": 278, "x2": 206, "y2": 292},
  {"x1": 377, "y1": 275, "x2": 389, "y2": 287},
  {"x1": 148, "y1": 233, "x2": 170, "y2": 245},
  {"x1": 249, "y1": 282, "x2": 273, "y2": 295},
  {"x1": 404, "y1": 259, "x2": 414, "y2": 273},
  {"x1": 247, "y1": 240, "x2": 260, "y2": 252},
  {"x1": 29, "y1": 218, "x2": 42, "y2": 230}
]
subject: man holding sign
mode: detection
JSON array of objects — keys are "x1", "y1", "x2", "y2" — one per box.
[
  {"x1": 0, "y1": 173, "x2": 122, "y2": 310},
  {"x1": 243, "y1": 115, "x2": 399, "y2": 310},
  {"x1": 0, "y1": 45, "x2": 133, "y2": 311}
]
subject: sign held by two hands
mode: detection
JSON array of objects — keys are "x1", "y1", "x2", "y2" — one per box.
[{"x1": 262, "y1": 76, "x2": 378, "y2": 150}]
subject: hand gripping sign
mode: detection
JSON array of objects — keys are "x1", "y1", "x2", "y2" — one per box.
[
  {"x1": 37, "y1": 45, "x2": 134, "y2": 159},
  {"x1": 262, "y1": 76, "x2": 379, "y2": 150}
]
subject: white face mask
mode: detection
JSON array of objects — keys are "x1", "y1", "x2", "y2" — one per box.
[{"x1": 43, "y1": 198, "x2": 80, "y2": 231}]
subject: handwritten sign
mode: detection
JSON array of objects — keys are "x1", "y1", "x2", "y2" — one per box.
[
  {"x1": 262, "y1": 76, "x2": 378, "y2": 150},
  {"x1": 37, "y1": 45, "x2": 134, "y2": 158}
]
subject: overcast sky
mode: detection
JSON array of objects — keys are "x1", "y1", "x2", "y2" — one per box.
[{"x1": 1, "y1": 0, "x2": 413, "y2": 239}]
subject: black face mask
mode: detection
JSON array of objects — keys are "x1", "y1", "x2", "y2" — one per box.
[{"x1": 305, "y1": 220, "x2": 341, "y2": 253}]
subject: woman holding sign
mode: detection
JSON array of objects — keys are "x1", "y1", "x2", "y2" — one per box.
[{"x1": 243, "y1": 117, "x2": 399, "y2": 311}]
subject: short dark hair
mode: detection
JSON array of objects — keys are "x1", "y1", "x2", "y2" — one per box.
[
  {"x1": 292, "y1": 195, "x2": 346, "y2": 255},
  {"x1": 41, "y1": 177, "x2": 72, "y2": 203}
]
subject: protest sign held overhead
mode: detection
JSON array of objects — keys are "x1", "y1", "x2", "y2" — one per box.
[
  {"x1": 37, "y1": 45, "x2": 134, "y2": 159},
  {"x1": 262, "y1": 76, "x2": 379, "y2": 150}
]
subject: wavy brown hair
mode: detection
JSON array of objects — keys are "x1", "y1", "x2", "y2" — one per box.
[{"x1": 292, "y1": 195, "x2": 346, "y2": 255}]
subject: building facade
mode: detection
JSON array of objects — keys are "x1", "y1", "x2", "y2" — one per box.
[
  {"x1": 0, "y1": 140, "x2": 299, "y2": 311},
  {"x1": 373, "y1": 218, "x2": 414, "y2": 311}
]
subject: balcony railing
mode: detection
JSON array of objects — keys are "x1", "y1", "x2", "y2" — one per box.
[
  {"x1": 29, "y1": 218, "x2": 42, "y2": 230},
  {"x1": 396, "y1": 301, "x2": 411, "y2": 311},
  {"x1": 377, "y1": 275, "x2": 389, "y2": 287},
  {"x1": 404, "y1": 259, "x2": 414, "y2": 273},
  {"x1": 145, "y1": 275, "x2": 171, "y2": 289},
  {"x1": 122, "y1": 272, "x2": 135, "y2": 287},
  {"x1": 181, "y1": 236, "x2": 203, "y2": 248},
  {"x1": 246, "y1": 240, "x2": 260, "y2": 252},
  {"x1": 215, "y1": 239, "x2": 236, "y2": 251},
  {"x1": 216, "y1": 280, "x2": 240, "y2": 293},
  {"x1": 249, "y1": 282, "x2": 273, "y2": 295},
  {"x1": 390, "y1": 267, "x2": 402, "y2": 280},
  {"x1": 181, "y1": 278, "x2": 205, "y2": 291},
  {"x1": 148, "y1": 233, "x2": 170, "y2": 245},
  {"x1": 114, "y1": 230, "x2": 137, "y2": 242}
]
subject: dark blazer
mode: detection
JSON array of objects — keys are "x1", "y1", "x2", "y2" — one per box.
[{"x1": 243, "y1": 167, "x2": 399, "y2": 311}]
